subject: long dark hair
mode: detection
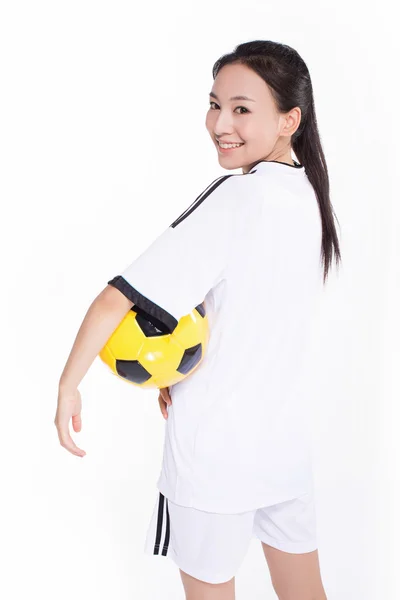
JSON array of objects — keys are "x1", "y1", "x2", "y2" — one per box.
[{"x1": 212, "y1": 40, "x2": 342, "y2": 285}]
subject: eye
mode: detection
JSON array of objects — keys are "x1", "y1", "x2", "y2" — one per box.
[
  {"x1": 235, "y1": 106, "x2": 249, "y2": 114},
  {"x1": 209, "y1": 102, "x2": 249, "y2": 114}
]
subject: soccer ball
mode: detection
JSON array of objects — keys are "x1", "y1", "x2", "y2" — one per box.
[{"x1": 98, "y1": 301, "x2": 210, "y2": 389}]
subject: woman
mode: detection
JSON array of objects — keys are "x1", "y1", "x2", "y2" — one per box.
[{"x1": 55, "y1": 40, "x2": 341, "y2": 599}]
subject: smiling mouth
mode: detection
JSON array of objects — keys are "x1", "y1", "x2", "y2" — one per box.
[
  {"x1": 217, "y1": 140, "x2": 244, "y2": 145},
  {"x1": 217, "y1": 141, "x2": 245, "y2": 151}
]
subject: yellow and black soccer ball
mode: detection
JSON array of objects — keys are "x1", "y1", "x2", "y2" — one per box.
[{"x1": 99, "y1": 302, "x2": 209, "y2": 389}]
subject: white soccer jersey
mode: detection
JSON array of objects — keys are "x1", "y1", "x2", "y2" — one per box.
[{"x1": 107, "y1": 159, "x2": 324, "y2": 514}]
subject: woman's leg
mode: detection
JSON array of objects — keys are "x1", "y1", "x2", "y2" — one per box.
[
  {"x1": 261, "y1": 542, "x2": 328, "y2": 600},
  {"x1": 179, "y1": 569, "x2": 236, "y2": 600}
]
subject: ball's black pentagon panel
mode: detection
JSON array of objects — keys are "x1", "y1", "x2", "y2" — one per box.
[
  {"x1": 131, "y1": 304, "x2": 172, "y2": 335},
  {"x1": 135, "y1": 310, "x2": 170, "y2": 337},
  {"x1": 177, "y1": 343, "x2": 203, "y2": 375},
  {"x1": 195, "y1": 302, "x2": 206, "y2": 318},
  {"x1": 115, "y1": 359, "x2": 152, "y2": 384}
]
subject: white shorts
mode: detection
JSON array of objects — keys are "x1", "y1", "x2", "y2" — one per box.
[{"x1": 144, "y1": 489, "x2": 319, "y2": 584}]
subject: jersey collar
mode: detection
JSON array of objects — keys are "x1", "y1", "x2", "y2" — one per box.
[{"x1": 248, "y1": 159, "x2": 304, "y2": 174}]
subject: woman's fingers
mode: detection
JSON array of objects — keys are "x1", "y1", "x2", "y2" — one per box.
[
  {"x1": 55, "y1": 387, "x2": 86, "y2": 456},
  {"x1": 158, "y1": 387, "x2": 172, "y2": 419},
  {"x1": 54, "y1": 415, "x2": 86, "y2": 456},
  {"x1": 158, "y1": 393, "x2": 168, "y2": 419},
  {"x1": 160, "y1": 387, "x2": 172, "y2": 405},
  {"x1": 158, "y1": 397, "x2": 167, "y2": 419}
]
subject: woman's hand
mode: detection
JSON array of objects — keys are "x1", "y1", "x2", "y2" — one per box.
[
  {"x1": 158, "y1": 387, "x2": 172, "y2": 420},
  {"x1": 54, "y1": 386, "x2": 86, "y2": 457}
]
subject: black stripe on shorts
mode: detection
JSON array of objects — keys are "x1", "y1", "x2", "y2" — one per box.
[{"x1": 153, "y1": 492, "x2": 170, "y2": 556}]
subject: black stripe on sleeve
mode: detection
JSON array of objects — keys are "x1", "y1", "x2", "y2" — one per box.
[
  {"x1": 170, "y1": 174, "x2": 239, "y2": 228},
  {"x1": 170, "y1": 169, "x2": 257, "y2": 228},
  {"x1": 107, "y1": 275, "x2": 179, "y2": 333}
]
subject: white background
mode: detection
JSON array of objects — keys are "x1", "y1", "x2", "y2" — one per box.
[{"x1": 1, "y1": 1, "x2": 399, "y2": 598}]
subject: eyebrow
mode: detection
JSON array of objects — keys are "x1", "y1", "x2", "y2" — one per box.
[{"x1": 209, "y1": 91, "x2": 256, "y2": 102}]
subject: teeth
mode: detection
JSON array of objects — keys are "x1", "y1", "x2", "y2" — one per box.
[{"x1": 218, "y1": 142, "x2": 243, "y2": 149}]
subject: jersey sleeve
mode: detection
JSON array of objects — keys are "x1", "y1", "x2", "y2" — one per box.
[{"x1": 107, "y1": 174, "x2": 239, "y2": 333}]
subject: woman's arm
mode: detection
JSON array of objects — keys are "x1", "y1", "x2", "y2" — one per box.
[
  {"x1": 59, "y1": 285, "x2": 134, "y2": 391},
  {"x1": 54, "y1": 285, "x2": 134, "y2": 456}
]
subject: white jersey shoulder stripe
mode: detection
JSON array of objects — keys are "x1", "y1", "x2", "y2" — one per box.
[{"x1": 170, "y1": 174, "x2": 243, "y2": 228}]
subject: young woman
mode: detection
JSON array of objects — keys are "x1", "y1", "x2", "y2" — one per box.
[{"x1": 55, "y1": 40, "x2": 341, "y2": 600}]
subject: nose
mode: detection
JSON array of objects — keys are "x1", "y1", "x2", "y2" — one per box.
[{"x1": 212, "y1": 110, "x2": 236, "y2": 137}]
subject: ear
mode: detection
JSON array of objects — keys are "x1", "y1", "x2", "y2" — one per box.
[{"x1": 282, "y1": 106, "x2": 302, "y2": 137}]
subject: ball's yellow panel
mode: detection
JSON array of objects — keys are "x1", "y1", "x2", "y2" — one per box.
[{"x1": 105, "y1": 310, "x2": 146, "y2": 358}]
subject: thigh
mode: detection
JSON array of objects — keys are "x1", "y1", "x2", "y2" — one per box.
[
  {"x1": 253, "y1": 493, "x2": 326, "y2": 600},
  {"x1": 179, "y1": 568, "x2": 236, "y2": 600},
  {"x1": 144, "y1": 491, "x2": 255, "y2": 585},
  {"x1": 261, "y1": 544, "x2": 326, "y2": 600}
]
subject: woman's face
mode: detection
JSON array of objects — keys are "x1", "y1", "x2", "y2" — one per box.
[{"x1": 205, "y1": 62, "x2": 300, "y2": 174}]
